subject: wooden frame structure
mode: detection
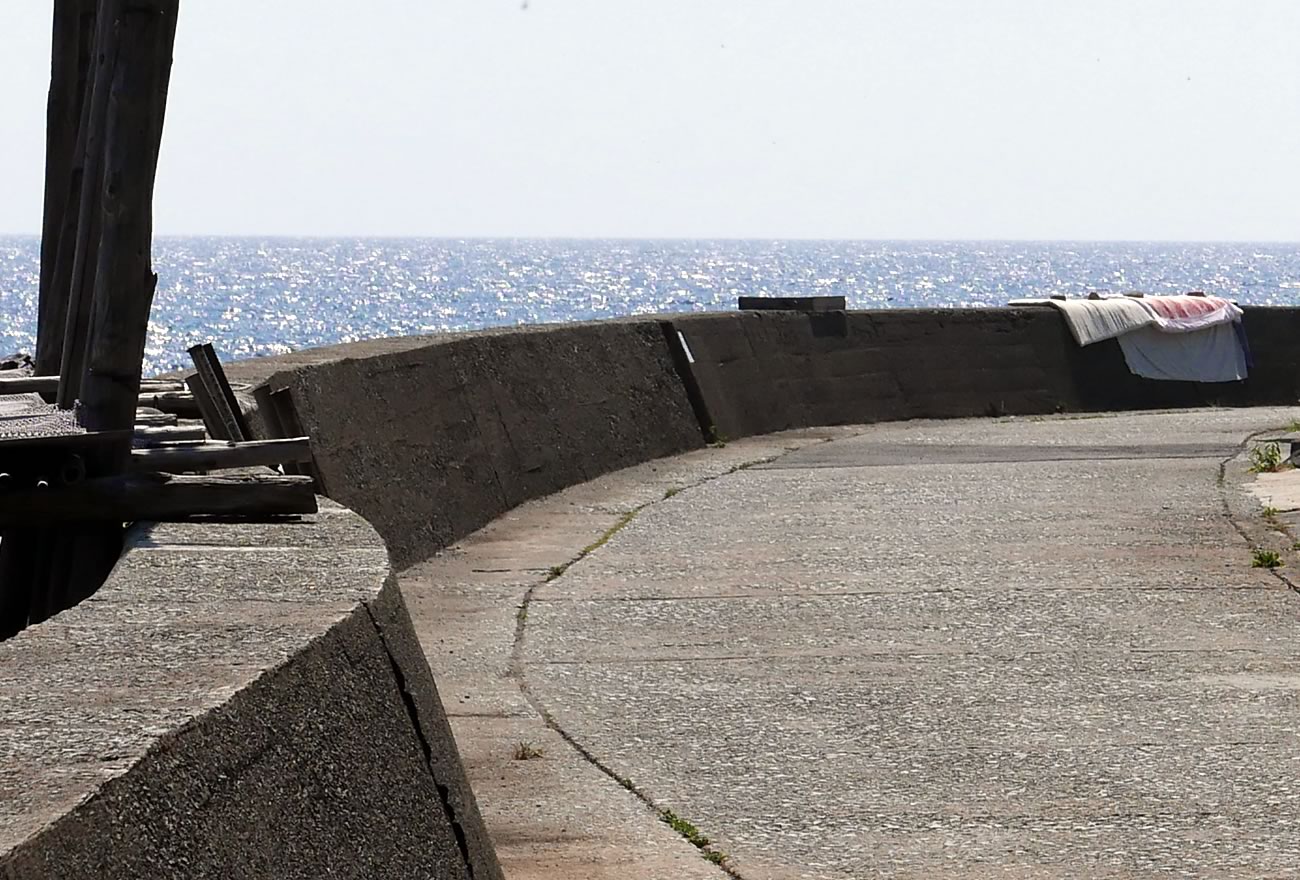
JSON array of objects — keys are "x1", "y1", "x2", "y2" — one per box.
[{"x1": 0, "y1": 1, "x2": 316, "y2": 638}]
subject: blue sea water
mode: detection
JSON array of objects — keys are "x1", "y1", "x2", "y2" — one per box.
[{"x1": 2, "y1": 237, "x2": 1298, "y2": 376}]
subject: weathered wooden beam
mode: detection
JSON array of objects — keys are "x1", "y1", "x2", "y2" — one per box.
[
  {"x1": 130, "y1": 437, "x2": 206, "y2": 450},
  {"x1": 133, "y1": 424, "x2": 206, "y2": 443},
  {"x1": 127, "y1": 437, "x2": 312, "y2": 473},
  {"x1": 0, "y1": 375, "x2": 187, "y2": 395},
  {"x1": 77, "y1": 0, "x2": 178, "y2": 451},
  {"x1": 138, "y1": 388, "x2": 195, "y2": 410},
  {"x1": 0, "y1": 376, "x2": 60, "y2": 394},
  {"x1": 133, "y1": 409, "x2": 177, "y2": 426},
  {"x1": 35, "y1": 0, "x2": 98, "y2": 378},
  {"x1": 186, "y1": 344, "x2": 251, "y2": 442},
  {"x1": 0, "y1": 473, "x2": 318, "y2": 527}
]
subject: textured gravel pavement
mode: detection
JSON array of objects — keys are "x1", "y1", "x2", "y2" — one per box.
[{"x1": 409, "y1": 407, "x2": 1300, "y2": 879}]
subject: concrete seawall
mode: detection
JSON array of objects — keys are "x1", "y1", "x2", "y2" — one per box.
[
  {"x1": 673, "y1": 306, "x2": 1300, "y2": 440},
  {"x1": 4, "y1": 305, "x2": 1296, "y2": 876},
  {"x1": 228, "y1": 306, "x2": 1299, "y2": 563},
  {"x1": 0, "y1": 504, "x2": 502, "y2": 880},
  {"x1": 232, "y1": 322, "x2": 706, "y2": 568}
]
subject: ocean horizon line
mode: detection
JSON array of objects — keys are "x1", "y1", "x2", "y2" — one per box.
[{"x1": 2, "y1": 233, "x2": 1300, "y2": 246}]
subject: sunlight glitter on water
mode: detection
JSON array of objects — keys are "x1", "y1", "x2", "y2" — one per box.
[{"x1": 1, "y1": 238, "x2": 1298, "y2": 375}]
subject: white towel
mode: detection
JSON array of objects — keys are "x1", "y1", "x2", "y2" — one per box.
[
  {"x1": 1117, "y1": 324, "x2": 1248, "y2": 383},
  {"x1": 1048, "y1": 298, "x2": 1156, "y2": 346}
]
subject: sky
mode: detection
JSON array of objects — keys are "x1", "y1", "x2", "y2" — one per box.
[{"x1": 1, "y1": 1, "x2": 1299, "y2": 240}]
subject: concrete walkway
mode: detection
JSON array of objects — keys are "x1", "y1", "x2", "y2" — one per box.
[{"x1": 403, "y1": 407, "x2": 1300, "y2": 879}]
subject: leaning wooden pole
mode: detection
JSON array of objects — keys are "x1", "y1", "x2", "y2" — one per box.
[{"x1": 34, "y1": 0, "x2": 97, "y2": 378}]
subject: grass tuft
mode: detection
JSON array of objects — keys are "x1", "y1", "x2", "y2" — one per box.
[
  {"x1": 661, "y1": 810, "x2": 710, "y2": 848},
  {"x1": 1253, "y1": 549, "x2": 1283, "y2": 569},
  {"x1": 660, "y1": 809, "x2": 730, "y2": 867},
  {"x1": 512, "y1": 741, "x2": 544, "y2": 761},
  {"x1": 1249, "y1": 442, "x2": 1285, "y2": 474}
]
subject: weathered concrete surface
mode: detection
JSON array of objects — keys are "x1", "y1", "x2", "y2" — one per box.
[
  {"x1": 413, "y1": 407, "x2": 1300, "y2": 878},
  {"x1": 0, "y1": 502, "x2": 502, "y2": 880},
  {"x1": 244, "y1": 321, "x2": 704, "y2": 569},
  {"x1": 672, "y1": 308, "x2": 1300, "y2": 442},
  {"x1": 402, "y1": 429, "x2": 857, "y2": 880}
]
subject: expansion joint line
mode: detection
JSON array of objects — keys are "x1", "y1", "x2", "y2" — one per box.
[
  {"x1": 507, "y1": 450, "x2": 800, "y2": 879},
  {"x1": 1216, "y1": 429, "x2": 1300, "y2": 597}
]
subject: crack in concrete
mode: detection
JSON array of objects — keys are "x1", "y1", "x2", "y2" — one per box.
[
  {"x1": 504, "y1": 449, "x2": 808, "y2": 880},
  {"x1": 364, "y1": 604, "x2": 478, "y2": 880}
]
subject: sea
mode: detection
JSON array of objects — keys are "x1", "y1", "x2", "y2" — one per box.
[{"x1": 2, "y1": 237, "x2": 1298, "y2": 376}]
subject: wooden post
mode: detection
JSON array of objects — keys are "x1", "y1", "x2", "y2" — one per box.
[
  {"x1": 78, "y1": 0, "x2": 178, "y2": 450},
  {"x1": 34, "y1": 0, "x2": 97, "y2": 378},
  {"x1": 56, "y1": 0, "x2": 122, "y2": 408},
  {"x1": 1, "y1": 0, "x2": 181, "y2": 639}
]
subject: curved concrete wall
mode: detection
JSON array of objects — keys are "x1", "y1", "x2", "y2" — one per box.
[
  {"x1": 231, "y1": 322, "x2": 706, "y2": 569},
  {"x1": 0, "y1": 504, "x2": 502, "y2": 880},
  {"x1": 8, "y1": 305, "x2": 1292, "y2": 875},
  {"x1": 223, "y1": 307, "x2": 1299, "y2": 566},
  {"x1": 673, "y1": 306, "x2": 1300, "y2": 440}
]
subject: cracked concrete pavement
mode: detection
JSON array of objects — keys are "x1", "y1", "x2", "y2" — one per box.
[{"x1": 403, "y1": 407, "x2": 1300, "y2": 879}]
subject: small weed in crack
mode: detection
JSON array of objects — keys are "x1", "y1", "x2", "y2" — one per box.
[
  {"x1": 1249, "y1": 443, "x2": 1285, "y2": 474},
  {"x1": 1253, "y1": 549, "x2": 1283, "y2": 569},
  {"x1": 512, "y1": 741, "x2": 544, "y2": 761},
  {"x1": 664, "y1": 486, "x2": 683, "y2": 499},
  {"x1": 661, "y1": 809, "x2": 728, "y2": 866},
  {"x1": 662, "y1": 810, "x2": 710, "y2": 847}
]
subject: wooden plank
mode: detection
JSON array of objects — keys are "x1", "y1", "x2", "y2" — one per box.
[
  {"x1": 127, "y1": 437, "x2": 312, "y2": 473},
  {"x1": 187, "y1": 343, "x2": 250, "y2": 442},
  {"x1": 133, "y1": 410, "x2": 177, "y2": 427},
  {"x1": 137, "y1": 389, "x2": 198, "y2": 417},
  {"x1": 0, "y1": 473, "x2": 318, "y2": 527},
  {"x1": 133, "y1": 424, "x2": 206, "y2": 443},
  {"x1": 35, "y1": 0, "x2": 98, "y2": 377},
  {"x1": 130, "y1": 437, "x2": 206, "y2": 450},
  {"x1": 269, "y1": 385, "x2": 321, "y2": 491},
  {"x1": 0, "y1": 376, "x2": 59, "y2": 394},
  {"x1": 0, "y1": 376, "x2": 181, "y2": 393}
]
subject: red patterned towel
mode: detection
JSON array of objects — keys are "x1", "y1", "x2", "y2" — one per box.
[{"x1": 1139, "y1": 295, "x2": 1242, "y2": 333}]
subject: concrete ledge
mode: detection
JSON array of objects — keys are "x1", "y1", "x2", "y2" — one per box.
[{"x1": 0, "y1": 503, "x2": 502, "y2": 880}]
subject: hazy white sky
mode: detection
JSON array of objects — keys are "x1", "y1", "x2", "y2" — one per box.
[{"x1": 2, "y1": 1, "x2": 1299, "y2": 239}]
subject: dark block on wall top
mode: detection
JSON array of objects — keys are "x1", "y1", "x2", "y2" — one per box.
[{"x1": 738, "y1": 296, "x2": 846, "y2": 312}]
